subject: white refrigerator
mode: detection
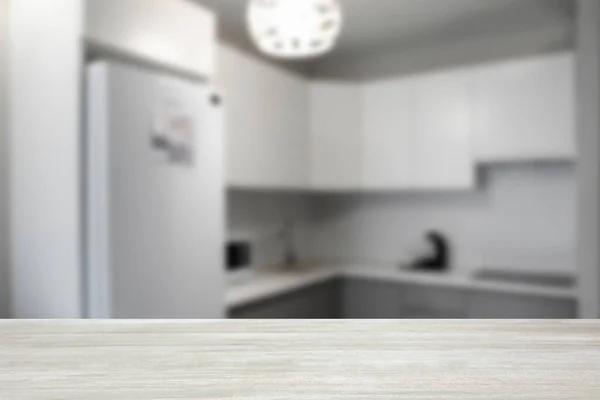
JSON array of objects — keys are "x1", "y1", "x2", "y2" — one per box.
[{"x1": 85, "y1": 61, "x2": 224, "y2": 318}]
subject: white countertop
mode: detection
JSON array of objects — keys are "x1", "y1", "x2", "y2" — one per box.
[{"x1": 226, "y1": 264, "x2": 578, "y2": 309}]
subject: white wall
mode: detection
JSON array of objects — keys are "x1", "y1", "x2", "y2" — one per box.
[
  {"x1": 577, "y1": 0, "x2": 600, "y2": 318},
  {"x1": 86, "y1": 0, "x2": 217, "y2": 80},
  {"x1": 304, "y1": 164, "x2": 576, "y2": 275},
  {"x1": 9, "y1": 0, "x2": 84, "y2": 318},
  {"x1": 0, "y1": 0, "x2": 9, "y2": 318},
  {"x1": 227, "y1": 191, "x2": 311, "y2": 270}
]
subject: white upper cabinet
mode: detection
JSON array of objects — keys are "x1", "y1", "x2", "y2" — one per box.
[
  {"x1": 361, "y1": 71, "x2": 475, "y2": 191},
  {"x1": 472, "y1": 52, "x2": 576, "y2": 162},
  {"x1": 218, "y1": 45, "x2": 309, "y2": 189},
  {"x1": 413, "y1": 70, "x2": 475, "y2": 189},
  {"x1": 309, "y1": 82, "x2": 363, "y2": 190},
  {"x1": 219, "y1": 48, "x2": 575, "y2": 192},
  {"x1": 362, "y1": 78, "x2": 414, "y2": 189},
  {"x1": 85, "y1": 0, "x2": 217, "y2": 79}
]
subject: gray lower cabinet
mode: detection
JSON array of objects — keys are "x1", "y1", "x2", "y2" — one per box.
[
  {"x1": 467, "y1": 291, "x2": 577, "y2": 319},
  {"x1": 342, "y1": 278, "x2": 401, "y2": 318},
  {"x1": 229, "y1": 280, "x2": 342, "y2": 319},
  {"x1": 343, "y1": 278, "x2": 468, "y2": 319},
  {"x1": 397, "y1": 284, "x2": 469, "y2": 318},
  {"x1": 343, "y1": 278, "x2": 577, "y2": 319},
  {"x1": 229, "y1": 277, "x2": 578, "y2": 319}
]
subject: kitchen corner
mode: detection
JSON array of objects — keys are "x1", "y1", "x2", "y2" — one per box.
[
  {"x1": 5, "y1": 0, "x2": 587, "y2": 320},
  {"x1": 226, "y1": 263, "x2": 578, "y2": 319}
]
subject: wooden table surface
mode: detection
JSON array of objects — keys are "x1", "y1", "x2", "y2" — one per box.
[{"x1": 1, "y1": 321, "x2": 599, "y2": 399}]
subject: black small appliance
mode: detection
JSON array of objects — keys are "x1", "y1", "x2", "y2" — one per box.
[
  {"x1": 411, "y1": 231, "x2": 450, "y2": 271},
  {"x1": 226, "y1": 241, "x2": 251, "y2": 272}
]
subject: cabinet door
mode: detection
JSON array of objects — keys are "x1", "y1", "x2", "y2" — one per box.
[
  {"x1": 229, "y1": 280, "x2": 341, "y2": 319},
  {"x1": 397, "y1": 284, "x2": 468, "y2": 318},
  {"x1": 219, "y1": 44, "x2": 309, "y2": 189},
  {"x1": 362, "y1": 78, "x2": 414, "y2": 189},
  {"x1": 309, "y1": 82, "x2": 362, "y2": 190},
  {"x1": 343, "y1": 278, "x2": 467, "y2": 319},
  {"x1": 472, "y1": 52, "x2": 576, "y2": 162},
  {"x1": 342, "y1": 278, "x2": 402, "y2": 318},
  {"x1": 413, "y1": 70, "x2": 475, "y2": 189},
  {"x1": 468, "y1": 291, "x2": 577, "y2": 318}
]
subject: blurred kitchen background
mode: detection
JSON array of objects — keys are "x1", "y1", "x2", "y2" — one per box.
[{"x1": 3, "y1": 0, "x2": 600, "y2": 318}]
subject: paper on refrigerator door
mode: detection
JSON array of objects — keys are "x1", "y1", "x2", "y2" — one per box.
[{"x1": 151, "y1": 80, "x2": 196, "y2": 167}]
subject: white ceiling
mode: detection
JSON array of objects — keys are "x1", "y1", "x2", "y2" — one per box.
[
  {"x1": 333, "y1": 0, "x2": 573, "y2": 55},
  {"x1": 195, "y1": 0, "x2": 575, "y2": 69}
]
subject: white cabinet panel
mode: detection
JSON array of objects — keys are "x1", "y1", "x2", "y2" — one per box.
[
  {"x1": 472, "y1": 52, "x2": 576, "y2": 162},
  {"x1": 413, "y1": 70, "x2": 475, "y2": 189},
  {"x1": 362, "y1": 78, "x2": 414, "y2": 189},
  {"x1": 221, "y1": 50, "x2": 575, "y2": 192},
  {"x1": 219, "y1": 45, "x2": 309, "y2": 189},
  {"x1": 309, "y1": 82, "x2": 362, "y2": 190},
  {"x1": 86, "y1": 0, "x2": 216, "y2": 79}
]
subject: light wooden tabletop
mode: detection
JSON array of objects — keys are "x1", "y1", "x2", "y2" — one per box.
[{"x1": 1, "y1": 321, "x2": 599, "y2": 399}]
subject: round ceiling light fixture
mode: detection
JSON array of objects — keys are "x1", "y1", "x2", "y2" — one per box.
[{"x1": 247, "y1": 0, "x2": 343, "y2": 59}]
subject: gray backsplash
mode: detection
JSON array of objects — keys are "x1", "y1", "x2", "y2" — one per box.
[{"x1": 228, "y1": 162, "x2": 576, "y2": 276}]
